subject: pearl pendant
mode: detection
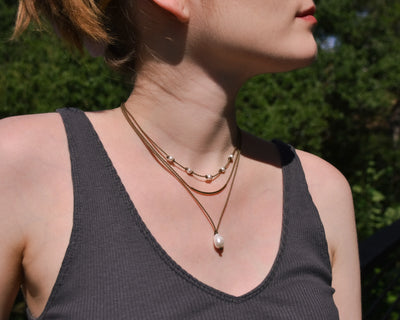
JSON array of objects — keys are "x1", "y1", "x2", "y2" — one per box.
[{"x1": 213, "y1": 233, "x2": 224, "y2": 249}]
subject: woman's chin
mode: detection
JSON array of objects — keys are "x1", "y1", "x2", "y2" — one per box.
[
  {"x1": 253, "y1": 54, "x2": 318, "y2": 75},
  {"x1": 288, "y1": 52, "x2": 318, "y2": 70},
  {"x1": 272, "y1": 44, "x2": 318, "y2": 73}
]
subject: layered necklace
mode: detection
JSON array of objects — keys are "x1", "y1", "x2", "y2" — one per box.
[{"x1": 120, "y1": 103, "x2": 241, "y2": 250}]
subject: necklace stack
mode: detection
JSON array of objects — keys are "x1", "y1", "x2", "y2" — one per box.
[{"x1": 120, "y1": 103, "x2": 241, "y2": 250}]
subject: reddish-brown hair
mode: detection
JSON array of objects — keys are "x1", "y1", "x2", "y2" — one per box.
[
  {"x1": 13, "y1": 0, "x2": 139, "y2": 76},
  {"x1": 13, "y1": 1, "x2": 109, "y2": 49}
]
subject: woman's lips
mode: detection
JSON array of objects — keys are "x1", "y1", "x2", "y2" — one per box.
[
  {"x1": 299, "y1": 15, "x2": 317, "y2": 23},
  {"x1": 296, "y1": 6, "x2": 317, "y2": 24}
]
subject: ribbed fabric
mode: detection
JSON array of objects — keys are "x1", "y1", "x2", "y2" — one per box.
[{"x1": 27, "y1": 108, "x2": 339, "y2": 319}]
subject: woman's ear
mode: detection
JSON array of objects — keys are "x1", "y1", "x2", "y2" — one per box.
[{"x1": 151, "y1": 0, "x2": 190, "y2": 22}]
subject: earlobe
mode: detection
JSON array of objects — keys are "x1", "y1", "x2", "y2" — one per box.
[{"x1": 151, "y1": 0, "x2": 190, "y2": 22}]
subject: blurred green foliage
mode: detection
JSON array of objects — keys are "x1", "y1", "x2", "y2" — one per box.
[{"x1": 1, "y1": 0, "x2": 400, "y2": 317}]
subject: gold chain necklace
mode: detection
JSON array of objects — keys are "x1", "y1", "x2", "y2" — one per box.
[{"x1": 121, "y1": 103, "x2": 241, "y2": 249}]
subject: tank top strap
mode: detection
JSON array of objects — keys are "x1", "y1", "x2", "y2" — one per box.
[
  {"x1": 57, "y1": 107, "x2": 112, "y2": 184},
  {"x1": 272, "y1": 139, "x2": 309, "y2": 191},
  {"x1": 56, "y1": 107, "x2": 127, "y2": 227},
  {"x1": 272, "y1": 139, "x2": 332, "y2": 279}
]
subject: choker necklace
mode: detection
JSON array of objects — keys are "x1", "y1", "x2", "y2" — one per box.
[
  {"x1": 122, "y1": 105, "x2": 237, "y2": 183},
  {"x1": 166, "y1": 151, "x2": 236, "y2": 182},
  {"x1": 121, "y1": 103, "x2": 240, "y2": 196},
  {"x1": 121, "y1": 103, "x2": 241, "y2": 250}
]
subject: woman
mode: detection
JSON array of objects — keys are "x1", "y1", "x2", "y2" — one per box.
[{"x1": 0, "y1": 0, "x2": 361, "y2": 319}]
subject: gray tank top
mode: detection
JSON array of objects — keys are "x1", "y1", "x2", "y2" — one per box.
[{"x1": 28, "y1": 108, "x2": 339, "y2": 319}]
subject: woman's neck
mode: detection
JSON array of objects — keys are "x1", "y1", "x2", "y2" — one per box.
[{"x1": 124, "y1": 59, "x2": 243, "y2": 172}]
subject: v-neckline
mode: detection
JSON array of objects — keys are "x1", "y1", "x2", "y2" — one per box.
[{"x1": 84, "y1": 110, "x2": 289, "y2": 303}]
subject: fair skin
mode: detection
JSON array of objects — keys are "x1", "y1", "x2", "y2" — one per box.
[{"x1": 0, "y1": 0, "x2": 361, "y2": 319}]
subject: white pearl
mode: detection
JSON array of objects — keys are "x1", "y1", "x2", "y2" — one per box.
[
  {"x1": 167, "y1": 155, "x2": 175, "y2": 163},
  {"x1": 206, "y1": 174, "x2": 212, "y2": 180},
  {"x1": 219, "y1": 167, "x2": 226, "y2": 173},
  {"x1": 213, "y1": 233, "x2": 224, "y2": 249},
  {"x1": 186, "y1": 168, "x2": 193, "y2": 175}
]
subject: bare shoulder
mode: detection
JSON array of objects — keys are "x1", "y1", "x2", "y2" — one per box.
[
  {"x1": 0, "y1": 112, "x2": 66, "y2": 158},
  {"x1": 296, "y1": 149, "x2": 353, "y2": 203},
  {"x1": 0, "y1": 112, "x2": 69, "y2": 177},
  {"x1": 295, "y1": 149, "x2": 355, "y2": 248},
  {"x1": 296, "y1": 149, "x2": 350, "y2": 192},
  {"x1": 0, "y1": 111, "x2": 70, "y2": 222},
  {"x1": 0, "y1": 113, "x2": 67, "y2": 197},
  {"x1": 0, "y1": 112, "x2": 69, "y2": 219}
]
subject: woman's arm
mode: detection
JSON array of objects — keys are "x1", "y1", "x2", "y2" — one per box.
[{"x1": 298, "y1": 150, "x2": 362, "y2": 320}]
